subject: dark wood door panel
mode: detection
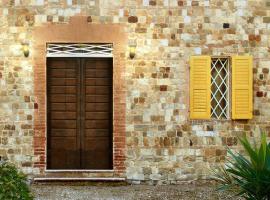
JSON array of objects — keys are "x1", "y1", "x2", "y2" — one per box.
[
  {"x1": 85, "y1": 120, "x2": 110, "y2": 129},
  {"x1": 85, "y1": 129, "x2": 110, "y2": 137},
  {"x1": 82, "y1": 137, "x2": 112, "y2": 169},
  {"x1": 48, "y1": 78, "x2": 77, "y2": 86},
  {"x1": 50, "y1": 112, "x2": 76, "y2": 120},
  {"x1": 86, "y1": 95, "x2": 109, "y2": 103},
  {"x1": 85, "y1": 103, "x2": 110, "y2": 111},
  {"x1": 50, "y1": 103, "x2": 76, "y2": 111},
  {"x1": 48, "y1": 60, "x2": 76, "y2": 69},
  {"x1": 49, "y1": 69, "x2": 76, "y2": 78},
  {"x1": 47, "y1": 57, "x2": 80, "y2": 170},
  {"x1": 50, "y1": 129, "x2": 77, "y2": 137},
  {"x1": 50, "y1": 95, "x2": 77, "y2": 103},
  {"x1": 85, "y1": 112, "x2": 109, "y2": 120},
  {"x1": 85, "y1": 86, "x2": 110, "y2": 95},
  {"x1": 50, "y1": 86, "x2": 77, "y2": 94},
  {"x1": 47, "y1": 57, "x2": 112, "y2": 170},
  {"x1": 48, "y1": 137, "x2": 79, "y2": 169},
  {"x1": 50, "y1": 69, "x2": 66, "y2": 77},
  {"x1": 85, "y1": 69, "x2": 110, "y2": 78},
  {"x1": 50, "y1": 119, "x2": 77, "y2": 130},
  {"x1": 85, "y1": 60, "x2": 110, "y2": 69},
  {"x1": 82, "y1": 58, "x2": 112, "y2": 169},
  {"x1": 85, "y1": 78, "x2": 110, "y2": 86}
]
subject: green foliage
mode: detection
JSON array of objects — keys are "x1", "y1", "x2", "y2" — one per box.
[
  {"x1": 0, "y1": 162, "x2": 33, "y2": 200},
  {"x1": 213, "y1": 133, "x2": 270, "y2": 200}
]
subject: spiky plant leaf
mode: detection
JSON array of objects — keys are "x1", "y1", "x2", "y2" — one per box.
[{"x1": 212, "y1": 132, "x2": 270, "y2": 200}]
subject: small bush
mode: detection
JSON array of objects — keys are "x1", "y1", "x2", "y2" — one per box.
[
  {"x1": 0, "y1": 161, "x2": 33, "y2": 200},
  {"x1": 213, "y1": 133, "x2": 270, "y2": 200}
]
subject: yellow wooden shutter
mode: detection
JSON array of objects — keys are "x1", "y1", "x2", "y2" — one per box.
[
  {"x1": 190, "y1": 56, "x2": 211, "y2": 119},
  {"x1": 232, "y1": 56, "x2": 253, "y2": 119}
]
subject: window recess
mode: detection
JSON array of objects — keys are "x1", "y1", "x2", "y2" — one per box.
[{"x1": 210, "y1": 58, "x2": 229, "y2": 119}]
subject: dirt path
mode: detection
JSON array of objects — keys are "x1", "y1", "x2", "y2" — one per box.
[{"x1": 32, "y1": 183, "x2": 242, "y2": 200}]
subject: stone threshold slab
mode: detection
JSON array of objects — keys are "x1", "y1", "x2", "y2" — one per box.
[{"x1": 33, "y1": 177, "x2": 126, "y2": 182}]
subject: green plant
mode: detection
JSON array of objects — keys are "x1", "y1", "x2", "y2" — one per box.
[
  {"x1": 213, "y1": 133, "x2": 270, "y2": 200},
  {"x1": 0, "y1": 161, "x2": 33, "y2": 200}
]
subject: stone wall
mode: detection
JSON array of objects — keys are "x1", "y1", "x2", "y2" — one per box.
[{"x1": 0, "y1": 0, "x2": 270, "y2": 184}]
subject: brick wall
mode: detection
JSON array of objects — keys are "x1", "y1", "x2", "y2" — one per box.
[{"x1": 0, "y1": 0, "x2": 270, "y2": 183}]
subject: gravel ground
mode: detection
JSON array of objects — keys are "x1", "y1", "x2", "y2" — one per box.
[{"x1": 32, "y1": 182, "x2": 243, "y2": 200}]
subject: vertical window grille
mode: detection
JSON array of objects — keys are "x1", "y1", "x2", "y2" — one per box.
[{"x1": 211, "y1": 58, "x2": 229, "y2": 119}]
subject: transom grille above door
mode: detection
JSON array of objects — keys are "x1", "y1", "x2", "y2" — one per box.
[{"x1": 46, "y1": 43, "x2": 113, "y2": 57}]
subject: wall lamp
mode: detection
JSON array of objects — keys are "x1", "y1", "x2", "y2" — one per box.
[
  {"x1": 22, "y1": 42, "x2": 30, "y2": 57},
  {"x1": 129, "y1": 39, "x2": 137, "y2": 59},
  {"x1": 129, "y1": 45, "x2": 136, "y2": 59}
]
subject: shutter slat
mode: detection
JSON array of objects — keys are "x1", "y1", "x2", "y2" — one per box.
[
  {"x1": 190, "y1": 56, "x2": 211, "y2": 119},
  {"x1": 232, "y1": 56, "x2": 253, "y2": 119}
]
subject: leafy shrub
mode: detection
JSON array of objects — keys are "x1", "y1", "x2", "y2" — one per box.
[
  {"x1": 0, "y1": 161, "x2": 33, "y2": 200},
  {"x1": 213, "y1": 133, "x2": 270, "y2": 200}
]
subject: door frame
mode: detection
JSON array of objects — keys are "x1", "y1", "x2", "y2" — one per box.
[{"x1": 33, "y1": 16, "x2": 127, "y2": 176}]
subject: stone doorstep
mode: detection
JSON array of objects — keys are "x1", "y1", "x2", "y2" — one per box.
[
  {"x1": 33, "y1": 177, "x2": 126, "y2": 182},
  {"x1": 33, "y1": 170, "x2": 126, "y2": 182}
]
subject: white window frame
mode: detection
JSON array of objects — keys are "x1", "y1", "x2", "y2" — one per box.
[{"x1": 210, "y1": 57, "x2": 230, "y2": 120}]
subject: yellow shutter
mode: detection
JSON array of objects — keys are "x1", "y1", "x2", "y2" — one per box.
[
  {"x1": 190, "y1": 56, "x2": 211, "y2": 119},
  {"x1": 232, "y1": 56, "x2": 253, "y2": 119}
]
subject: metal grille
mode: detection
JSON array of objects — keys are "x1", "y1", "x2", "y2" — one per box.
[
  {"x1": 211, "y1": 58, "x2": 229, "y2": 119},
  {"x1": 46, "y1": 43, "x2": 113, "y2": 57}
]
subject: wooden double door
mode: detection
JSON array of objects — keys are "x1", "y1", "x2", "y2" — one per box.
[{"x1": 47, "y1": 57, "x2": 113, "y2": 169}]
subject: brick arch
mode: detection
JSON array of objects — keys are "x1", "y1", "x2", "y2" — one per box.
[{"x1": 33, "y1": 16, "x2": 127, "y2": 176}]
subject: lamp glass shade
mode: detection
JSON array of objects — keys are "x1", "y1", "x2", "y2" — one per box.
[
  {"x1": 129, "y1": 46, "x2": 136, "y2": 59},
  {"x1": 23, "y1": 45, "x2": 29, "y2": 57}
]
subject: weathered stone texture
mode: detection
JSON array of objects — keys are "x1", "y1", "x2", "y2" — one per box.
[{"x1": 0, "y1": 0, "x2": 270, "y2": 184}]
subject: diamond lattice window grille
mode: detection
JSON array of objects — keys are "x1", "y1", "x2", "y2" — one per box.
[
  {"x1": 211, "y1": 58, "x2": 229, "y2": 119},
  {"x1": 46, "y1": 43, "x2": 113, "y2": 57}
]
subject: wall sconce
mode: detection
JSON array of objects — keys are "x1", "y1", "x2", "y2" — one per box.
[
  {"x1": 22, "y1": 42, "x2": 30, "y2": 57},
  {"x1": 129, "y1": 45, "x2": 136, "y2": 59},
  {"x1": 129, "y1": 39, "x2": 137, "y2": 59}
]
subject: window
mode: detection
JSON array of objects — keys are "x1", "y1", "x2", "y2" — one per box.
[
  {"x1": 211, "y1": 58, "x2": 229, "y2": 119},
  {"x1": 190, "y1": 56, "x2": 253, "y2": 120}
]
